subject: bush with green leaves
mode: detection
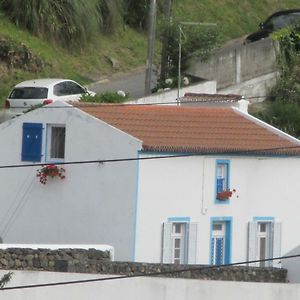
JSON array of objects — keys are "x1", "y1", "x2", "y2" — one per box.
[
  {"x1": 0, "y1": 0, "x2": 123, "y2": 47},
  {"x1": 254, "y1": 23, "x2": 300, "y2": 137},
  {"x1": 96, "y1": 0, "x2": 124, "y2": 34},
  {"x1": 0, "y1": 36, "x2": 44, "y2": 71},
  {"x1": 255, "y1": 100, "x2": 300, "y2": 138},
  {"x1": 80, "y1": 92, "x2": 128, "y2": 103}
]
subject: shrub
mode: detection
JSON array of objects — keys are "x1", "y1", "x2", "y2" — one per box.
[
  {"x1": 96, "y1": 0, "x2": 123, "y2": 34},
  {"x1": 0, "y1": 0, "x2": 124, "y2": 47},
  {"x1": 0, "y1": 36, "x2": 44, "y2": 71},
  {"x1": 80, "y1": 91, "x2": 128, "y2": 103}
]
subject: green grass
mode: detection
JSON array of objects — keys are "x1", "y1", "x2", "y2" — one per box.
[
  {"x1": 0, "y1": 0, "x2": 299, "y2": 105},
  {"x1": 171, "y1": 0, "x2": 300, "y2": 40}
]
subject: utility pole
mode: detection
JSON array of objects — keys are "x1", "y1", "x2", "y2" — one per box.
[
  {"x1": 159, "y1": 0, "x2": 172, "y2": 83},
  {"x1": 145, "y1": 0, "x2": 157, "y2": 96}
]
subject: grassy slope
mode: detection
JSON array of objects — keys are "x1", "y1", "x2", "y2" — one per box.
[
  {"x1": 172, "y1": 0, "x2": 300, "y2": 39},
  {"x1": 0, "y1": 1, "x2": 299, "y2": 104}
]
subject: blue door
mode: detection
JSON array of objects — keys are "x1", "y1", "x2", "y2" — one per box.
[{"x1": 211, "y1": 221, "x2": 231, "y2": 265}]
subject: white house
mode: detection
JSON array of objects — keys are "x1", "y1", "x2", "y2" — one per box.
[
  {"x1": 1, "y1": 101, "x2": 300, "y2": 267},
  {"x1": 0, "y1": 102, "x2": 142, "y2": 261},
  {"x1": 78, "y1": 103, "x2": 300, "y2": 267}
]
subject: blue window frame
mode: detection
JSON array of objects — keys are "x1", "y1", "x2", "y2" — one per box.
[
  {"x1": 21, "y1": 123, "x2": 43, "y2": 162},
  {"x1": 215, "y1": 159, "x2": 230, "y2": 203}
]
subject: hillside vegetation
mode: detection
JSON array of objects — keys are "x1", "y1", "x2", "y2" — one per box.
[{"x1": 0, "y1": 0, "x2": 299, "y2": 104}]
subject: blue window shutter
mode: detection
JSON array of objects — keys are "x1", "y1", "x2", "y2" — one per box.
[
  {"x1": 21, "y1": 123, "x2": 43, "y2": 162},
  {"x1": 225, "y1": 221, "x2": 231, "y2": 264}
]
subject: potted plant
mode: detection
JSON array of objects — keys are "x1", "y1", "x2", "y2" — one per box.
[{"x1": 36, "y1": 164, "x2": 66, "y2": 185}]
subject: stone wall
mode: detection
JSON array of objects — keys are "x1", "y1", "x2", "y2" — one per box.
[{"x1": 0, "y1": 248, "x2": 287, "y2": 283}]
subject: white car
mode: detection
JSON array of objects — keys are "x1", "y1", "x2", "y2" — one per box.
[{"x1": 5, "y1": 78, "x2": 95, "y2": 116}]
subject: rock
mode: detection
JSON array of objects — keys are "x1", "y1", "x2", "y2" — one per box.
[{"x1": 105, "y1": 56, "x2": 120, "y2": 69}]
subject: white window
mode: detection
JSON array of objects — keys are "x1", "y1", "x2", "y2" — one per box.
[
  {"x1": 248, "y1": 221, "x2": 281, "y2": 267},
  {"x1": 47, "y1": 125, "x2": 66, "y2": 161},
  {"x1": 162, "y1": 222, "x2": 198, "y2": 264},
  {"x1": 172, "y1": 223, "x2": 186, "y2": 264}
]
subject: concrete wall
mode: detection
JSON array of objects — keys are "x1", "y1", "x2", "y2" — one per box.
[
  {"x1": 1, "y1": 270, "x2": 299, "y2": 300},
  {"x1": 0, "y1": 103, "x2": 142, "y2": 261},
  {"x1": 219, "y1": 72, "x2": 278, "y2": 102},
  {"x1": 282, "y1": 246, "x2": 300, "y2": 283},
  {"x1": 134, "y1": 153, "x2": 300, "y2": 266},
  {"x1": 126, "y1": 80, "x2": 216, "y2": 105},
  {"x1": 187, "y1": 38, "x2": 278, "y2": 91}
]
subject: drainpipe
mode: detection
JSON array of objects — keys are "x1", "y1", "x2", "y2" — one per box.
[{"x1": 201, "y1": 157, "x2": 207, "y2": 215}]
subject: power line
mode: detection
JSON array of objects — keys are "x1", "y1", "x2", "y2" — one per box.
[
  {"x1": 1, "y1": 253, "x2": 298, "y2": 291},
  {"x1": 8, "y1": 94, "x2": 268, "y2": 110},
  {"x1": 1, "y1": 144, "x2": 300, "y2": 171}
]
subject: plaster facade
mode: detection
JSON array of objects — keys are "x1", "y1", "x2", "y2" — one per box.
[
  {"x1": 0, "y1": 103, "x2": 142, "y2": 261},
  {"x1": 135, "y1": 153, "x2": 300, "y2": 266}
]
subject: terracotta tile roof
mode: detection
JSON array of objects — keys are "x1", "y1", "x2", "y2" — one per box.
[
  {"x1": 180, "y1": 93, "x2": 242, "y2": 103},
  {"x1": 76, "y1": 103, "x2": 300, "y2": 155}
]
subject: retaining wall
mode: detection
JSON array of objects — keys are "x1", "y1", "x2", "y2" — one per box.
[
  {"x1": 0, "y1": 248, "x2": 287, "y2": 283},
  {"x1": 187, "y1": 38, "x2": 278, "y2": 90}
]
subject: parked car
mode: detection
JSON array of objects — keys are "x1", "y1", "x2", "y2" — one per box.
[
  {"x1": 245, "y1": 9, "x2": 300, "y2": 43},
  {"x1": 5, "y1": 78, "x2": 95, "y2": 116}
]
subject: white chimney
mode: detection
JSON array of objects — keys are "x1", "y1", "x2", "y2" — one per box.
[{"x1": 237, "y1": 99, "x2": 249, "y2": 113}]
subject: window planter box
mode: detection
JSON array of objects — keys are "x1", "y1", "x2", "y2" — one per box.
[
  {"x1": 217, "y1": 190, "x2": 233, "y2": 201},
  {"x1": 37, "y1": 164, "x2": 66, "y2": 185}
]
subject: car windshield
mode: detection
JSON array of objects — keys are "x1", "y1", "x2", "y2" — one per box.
[
  {"x1": 265, "y1": 12, "x2": 300, "y2": 30},
  {"x1": 9, "y1": 87, "x2": 48, "y2": 99}
]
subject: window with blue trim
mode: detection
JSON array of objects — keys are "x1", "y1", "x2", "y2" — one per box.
[
  {"x1": 248, "y1": 218, "x2": 282, "y2": 267},
  {"x1": 162, "y1": 218, "x2": 198, "y2": 264},
  {"x1": 216, "y1": 160, "x2": 230, "y2": 202},
  {"x1": 21, "y1": 123, "x2": 43, "y2": 162}
]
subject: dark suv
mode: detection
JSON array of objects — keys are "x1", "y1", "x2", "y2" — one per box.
[{"x1": 245, "y1": 9, "x2": 300, "y2": 43}]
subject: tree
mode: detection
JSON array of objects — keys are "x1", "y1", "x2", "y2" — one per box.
[
  {"x1": 155, "y1": 20, "x2": 220, "y2": 90},
  {"x1": 254, "y1": 23, "x2": 300, "y2": 137},
  {"x1": 123, "y1": 0, "x2": 149, "y2": 31}
]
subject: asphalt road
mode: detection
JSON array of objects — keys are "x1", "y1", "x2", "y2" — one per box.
[{"x1": 88, "y1": 67, "x2": 157, "y2": 99}]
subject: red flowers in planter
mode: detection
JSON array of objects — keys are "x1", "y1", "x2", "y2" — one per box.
[
  {"x1": 217, "y1": 189, "x2": 236, "y2": 201},
  {"x1": 37, "y1": 164, "x2": 66, "y2": 185}
]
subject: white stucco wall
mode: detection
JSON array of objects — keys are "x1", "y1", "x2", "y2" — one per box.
[
  {"x1": 0, "y1": 103, "x2": 142, "y2": 261},
  {"x1": 1, "y1": 270, "x2": 300, "y2": 300},
  {"x1": 135, "y1": 153, "x2": 300, "y2": 266},
  {"x1": 125, "y1": 80, "x2": 216, "y2": 105}
]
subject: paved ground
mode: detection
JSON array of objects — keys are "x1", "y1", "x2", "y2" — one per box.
[{"x1": 88, "y1": 67, "x2": 157, "y2": 99}]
